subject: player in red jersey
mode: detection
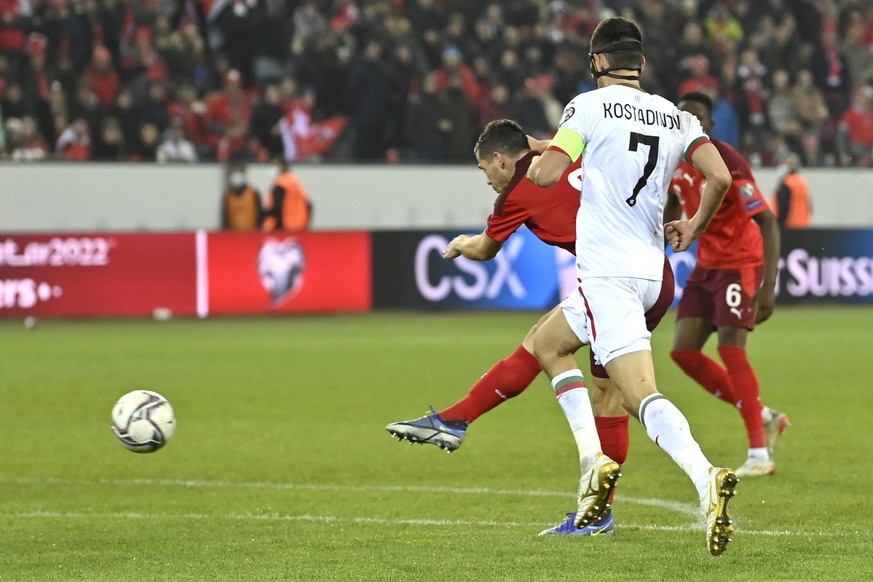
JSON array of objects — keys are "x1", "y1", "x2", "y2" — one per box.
[
  {"x1": 386, "y1": 119, "x2": 674, "y2": 535},
  {"x1": 665, "y1": 92, "x2": 789, "y2": 477}
]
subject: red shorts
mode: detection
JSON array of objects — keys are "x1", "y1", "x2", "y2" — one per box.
[
  {"x1": 589, "y1": 256, "x2": 675, "y2": 379},
  {"x1": 677, "y1": 264, "x2": 763, "y2": 330}
]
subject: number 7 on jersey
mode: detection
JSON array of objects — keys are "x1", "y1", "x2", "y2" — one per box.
[{"x1": 627, "y1": 132, "x2": 660, "y2": 207}]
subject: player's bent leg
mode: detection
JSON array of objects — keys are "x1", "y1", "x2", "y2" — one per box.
[
  {"x1": 438, "y1": 343, "x2": 542, "y2": 423},
  {"x1": 386, "y1": 309, "x2": 554, "y2": 451},
  {"x1": 532, "y1": 301, "x2": 620, "y2": 530}
]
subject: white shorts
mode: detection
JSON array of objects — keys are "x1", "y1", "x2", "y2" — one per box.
[{"x1": 560, "y1": 277, "x2": 662, "y2": 367}]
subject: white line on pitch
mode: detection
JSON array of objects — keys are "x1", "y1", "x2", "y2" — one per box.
[
  {"x1": 0, "y1": 510, "x2": 837, "y2": 538},
  {"x1": 0, "y1": 476, "x2": 697, "y2": 517}
]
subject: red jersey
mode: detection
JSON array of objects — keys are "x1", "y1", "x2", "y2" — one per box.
[
  {"x1": 839, "y1": 106, "x2": 873, "y2": 148},
  {"x1": 485, "y1": 151, "x2": 579, "y2": 255},
  {"x1": 668, "y1": 139, "x2": 768, "y2": 269}
]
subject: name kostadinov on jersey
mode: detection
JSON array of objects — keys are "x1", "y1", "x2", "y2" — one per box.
[{"x1": 602, "y1": 102, "x2": 681, "y2": 130}]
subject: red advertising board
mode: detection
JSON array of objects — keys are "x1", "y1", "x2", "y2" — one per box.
[
  {"x1": 0, "y1": 233, "x2": 197, "y2": 317},
  {"x1": 206, "y1": 231, "x2": 371, "y2": 314}
]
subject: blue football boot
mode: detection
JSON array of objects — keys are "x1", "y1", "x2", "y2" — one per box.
[
  {"x1": 386, "y1": 406, "x2": 469, "y2": 452},
  {"x1": 538, "y1": 509, "x2": 615, "y2": 536}
]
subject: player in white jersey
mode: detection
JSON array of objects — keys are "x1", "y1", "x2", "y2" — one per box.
[{"x1": 526, "y1": 17, "x2": 739, "y2": 556}]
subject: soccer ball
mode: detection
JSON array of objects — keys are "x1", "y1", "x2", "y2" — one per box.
[{"x1": 110, "y1": 390, "x2": 176, "y2": 453}]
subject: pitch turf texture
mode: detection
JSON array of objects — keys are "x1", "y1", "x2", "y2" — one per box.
[{"x1": 0, "y1": 307, "x2": 869, "y2": 581}]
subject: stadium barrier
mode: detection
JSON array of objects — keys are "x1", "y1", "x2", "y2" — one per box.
[
  {"x1": 0, "y1": 228, "x2": 869, "y2": 317},
  {"x1": 2, "y1": 164, "x2": 873, "y2": 232},
  {"x1": 0, "y1": 231, "x2": 371, "y2": 317}
]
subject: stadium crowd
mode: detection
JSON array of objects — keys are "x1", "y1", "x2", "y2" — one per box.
[{"x1": 0, "y1": 0, "x2": 871, "y2": 166}]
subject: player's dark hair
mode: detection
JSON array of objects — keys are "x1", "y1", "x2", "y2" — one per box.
[
  {"x1": 589, "y1": 17, "x2": 643, "y2": 77},
  {"x1": 474, "y1": 119, "x2": 530, "y2": 158},
  {"x1": 678, "y1": 91, "x2": 714, "y2": 117}
]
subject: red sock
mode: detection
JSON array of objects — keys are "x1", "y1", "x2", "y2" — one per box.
[
  {"x1": 596, "y1": 415, "x2": 629, "y2": 505},
  {"x1": 718, "y1": 346, "x2": 765, "y2": 449},
  {"x1": 595, "y1": 415, "x2": 629, "y2": 465},
  {"x1": 671, "y1": 349, "x2": 737, "y2": 405},
  {"x1": 440, "y1": 345, "x2": 541, "y2": 422}
]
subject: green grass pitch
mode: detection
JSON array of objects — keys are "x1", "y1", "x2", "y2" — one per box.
[{"x1": 0, "y1": 306, "x2": 870, "y2": 580}]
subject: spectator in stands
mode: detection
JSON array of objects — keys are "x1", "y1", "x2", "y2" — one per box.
[
  {"x1": 708, "y1": 89, "x2": 741, "y2": 148},
  {"x1": 119, "y1": 26, "x2": 167, "y2": 87},
  {"x1": 493, "y1": 47, "x2": 526, "y2": 93},
  {"x1": 212, "y1": 0, "x2": 268, "y2": 87},
  {"x1": 167, "y1": 84, "x2": 207, "y2": 154},
  {"x1": 811, "y1": 22, "x2": 853, "y2": 118},
  {"x1": 674, "y1": 22, "x2": 716, "y2": 95},
  {"x1": 478, "y1": 83, "x2": 511, "y2": 131},
  {"x1": 736, "y1": 47, "x2": 769, "y2": 154},
  {"x1": 511, "y1": 75, "x2": 552, "y2": 140},
  {"x1": 55, "y1": 117, "x2": 90, "y2": 161},
  {"x1": 157, "y1": 117, "x2": 198, "y2": 163},
  {"x1": 441, "y1": 73, "x2": 478, "y2": 162},
  {"x1": 704, "y1": 5, "x2": 744, "y2": 54},
  {"x1": 1, "y1": 82, "x2": 27, "y2": 120},
  {"x1": 791, "y1": 69, "x2": 830, "y2": 133},
  {"x1": 0, "y1": 0, "x2": 27, "y2": 55},
  {"x1": 840, "y1": 11, "x2": 869, "y2": 98},
  {"x1": 403, "y1": 70, "x2": 450, "y2": 162},
  {"x1": 10, "y1": 115, "x2": 49, "y2": 161},
  {"x1": 0, "y1": 0, "x2": 868, "y2": 167},
  {"x1": 204, "y1": 69, "x2": 251, "y2": 150},
  {"x1": 140, "y1": 81, "x2": 171, "y2": 132},
  {"x1": 82, "y1": 45, "x2": 120, "y2": 107},
  {"x1": 768, "y1": 70, "x2": 797, "y2": 136},
  {"x1": 435, "y1": 44, "x2": 480, "y2": 104},
  {"x1": 263, "y1": 159, "x2": 310, "y2": 232},
  {"x1": 221, "y1": 157, "x2": 263, "y2": 232},
  {"x1": 837, "y1": 84, "x2": 873, "y2": 167},
  {"x1": 346, "y1": 40, "x2": 392, "y2": 161},
  {"x1": 678, "y1": 56, "x2": 719, "y2": 98},
  {"x1": 251, "y1": 82, "x2": 284, "y2": 159},
  {"x1": 110, "y1": 89, "x2": 140, "y2": 152},
  {"x1": 130, "y1": 121, "x2": 160, "y2": 162},
  {"x1": 91, "y1": 117, "x2": 126, "y2": 161},
  {"x1": 71, "y1": 79, "x2": 102, "y2": 134},
  {"x1": 279, "y1": 85, "x2": 346, "y2": 162}
]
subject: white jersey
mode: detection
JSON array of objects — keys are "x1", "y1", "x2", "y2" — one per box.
[{"x1": 554, "y1": 84, "x2": 708, "y2": 280}]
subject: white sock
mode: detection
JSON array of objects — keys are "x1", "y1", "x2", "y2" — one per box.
[
  {"x1": 639, "y1": 393, "x2": 712, "y2": 496},
  {"x1": 748, "y1": 447, "x2": 770, "y2": 461},
  {"x1": 552, "y1": 369, "x2": 601, "y2": 468}
]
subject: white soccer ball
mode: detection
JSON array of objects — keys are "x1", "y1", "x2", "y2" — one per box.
[{"x1": 110, "y1": 390, "x2": 176, "y2": 453}]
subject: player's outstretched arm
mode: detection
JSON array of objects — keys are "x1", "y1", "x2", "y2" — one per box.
[
  {"x1": 443, "y1": 231, "x2": 504, "y2": 261},
  {"x1": 752, "y1": 208, "x2": 781, "y2": 323}
]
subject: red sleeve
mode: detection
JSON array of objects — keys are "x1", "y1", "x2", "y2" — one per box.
[
  {"x1": 485, "y1": 194, "x2": 530, "y2": 243},
  {"x1": 714, "y1": 140, "x2": 769, "y2": 216}
]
